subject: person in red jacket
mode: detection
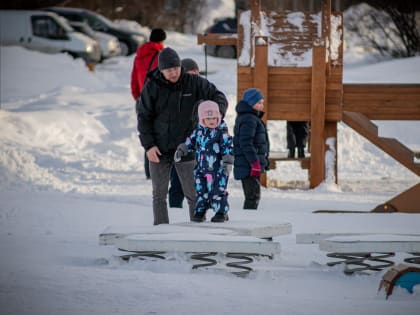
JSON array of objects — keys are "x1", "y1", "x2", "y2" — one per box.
[
  {"x1": 131, "y1": 28, "x2": 166, "y2": 179},
  {"x1": 130, "y1": 28, "x2": 167, "y2": 101}
]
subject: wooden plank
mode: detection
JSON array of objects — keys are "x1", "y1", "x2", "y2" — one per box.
[
  {"x1": 174, "y1": 221, "x2": 292, "y2": 238},
  {"x1": 343, "y1": 84, "x2": 420, "y2": 120},
  {"x1": 197, "y1": 33, "x2": 237, "y2": 45},
  {"x1": 269, "y1": 78, "x2": 312, "y2": 85},
  {"x1": 269, "y1": 154, "x2": 310, "y2": 170},
  {"x1": 266, "y1": 106, "x2": 340, "y2": 122},
  {"x1": 319, "y1": 234, "x2": 420, "y2": 253},
  {"x1": 373, "y1": 183, "x2": 420, "y2": 213},
  {"x1": 269, "y1": 94, "x2": 311, "y2": 102},
  {"x1": 268, "y1": 67, "x2": 312, "y2": 75},
  {"x1": 100, "y1": 221, "x2": 292, "y2": 246},
  {"x1": 296, "y1": 233, "x2": 420, "y2": 244},
  {"x1": 238, "y1": 66, "x2": 252, "y2": 74},
  {"x1": 309, "y1": 43, "x2": 327, "y2": 188},
  {"x1": 115, "y1": 233, "x2": 281, "y2": 256},
  {"x1": 267, "y1": 111, "x2": 310, "y2": 121},
  {"x1": 322, "y1": 0, "x2": 332, "y2": 74},
  {"x1": 254, "y1": 36, "x2": 269, "y2": 186},
  {"x1": 342, "y1": 111, "x2": 420, "y2": 175}
]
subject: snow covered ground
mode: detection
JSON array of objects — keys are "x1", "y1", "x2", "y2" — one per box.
[{"x1": 1, "y1": 26, "x2": 420, "y2": 315}]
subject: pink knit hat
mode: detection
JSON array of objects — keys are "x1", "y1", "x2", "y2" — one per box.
[{"x1": 197, "y1": 100, "x2": 221, "y2": 127}]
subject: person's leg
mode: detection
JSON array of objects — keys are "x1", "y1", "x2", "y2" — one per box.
[
  {"x1": 149, "y1": 156, "x2": 172, "y2": 225},
  {"x1": 193, "y1": 173, "x2": 209, "y2": 221},
  {"x1": 294, "y1": 121, "x2": 309, "y2": 158},
  {"x1": 241, "y1": 176, "x2": 261, "y2": 209},
  {"x1": 286, "y1": 121, "x2": 296, "y2": 158},
  {"x1": 168, "y1": 166, "x2": 184, "y2": 208},
  {"x1": 210, "y1": 172, "x2": 229, "y2": 214},
  {"x1": 210, "y1": 172, "x2": 229, "y2": 222},
  {"x1": 175, "y1": 159, "x2": 197, "y2": 221}
]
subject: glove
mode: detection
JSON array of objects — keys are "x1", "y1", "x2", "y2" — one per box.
[
  {"x1": 174, "y1": 143, "x2": 188, "y2": 162},
  {"x1": 250, "y1": 160, "x2": 261, "y2": 177},
  {"x1": 222, "y1": 155, "x2": 234, "y2": 176}
]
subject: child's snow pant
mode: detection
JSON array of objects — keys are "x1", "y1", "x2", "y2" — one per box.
[{"x1": 194, "y1": 169, "x2": 229, "y2": 214}]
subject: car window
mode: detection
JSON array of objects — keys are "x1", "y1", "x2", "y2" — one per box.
[
  {"x1": 71, "y1": 22, "x2": 95, "y2": 37},
  {"x1": 85, "y1": 12, "x2": 113, "y2": 31},
  {"x1": 31, "y1": 15, "x2": 67, "y2": 39}
]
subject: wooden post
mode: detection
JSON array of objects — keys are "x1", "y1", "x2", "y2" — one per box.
[
  {"x1": 251, "y1": 0, "x2": 261, "y2": 23},
  {"x1": 250, "y1": 0, "x2": 261, "y2": 67},
  {"x1": 253, "y1": 36, "x2": 269, "y2": 186},
  {"x1": 322, "y1": 0, "x2": 331, "y2": 76},
  {"x1": 310, "y1": 41, "x2": 327, "y2": 188}
]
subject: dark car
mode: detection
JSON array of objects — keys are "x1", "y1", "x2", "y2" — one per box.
[
  {"x1": 205, "y1": 17, "x2": 237, "y2": 59},
  {"x1": 45, "y1": 7, "x2": 145, "y2": 56}
]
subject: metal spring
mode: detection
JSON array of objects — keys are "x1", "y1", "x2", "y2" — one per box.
[
  {"x1": 404, "y1": 252, "x2": 420, "y2": 264},
  {"x1": 225, "y1": 253, "x2": 257, "y2": 276},
  {"x1": 117, "y1": 250, "x2": 166, "y2": 261},
  {"x1": 189, "y1": 252, "x2": 218, "y2": 269},
  {"x1": 326, "y1": 252, "x2": 395, "y2": 274}
]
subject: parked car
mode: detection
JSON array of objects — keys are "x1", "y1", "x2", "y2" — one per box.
[
  {"x1": 0, "y1": 10, "x2": 100, "y2": 64},
  {"x1": 68, "y1": 21, "x2": 121, "y2": 60},
  {"x1": 45, "y1": 7, "x2": 146, "y2": 56},
  {"x1": 205, "y1": 17, "x2": 237, "y2": 59}
]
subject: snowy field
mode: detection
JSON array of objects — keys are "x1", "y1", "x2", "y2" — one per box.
[{"x1": 1, "y1": 24, "x2": 420, "y2": 315}]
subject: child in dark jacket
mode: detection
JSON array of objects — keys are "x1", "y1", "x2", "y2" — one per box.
[
  {"x1": 233, "y1": 88, "x2": 270, "y2": 210},
  {"x1": 175, "y1": 100, "x2": 233, "y2": 222}
]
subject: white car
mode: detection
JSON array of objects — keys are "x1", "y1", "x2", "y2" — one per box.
[
  {"x1": 94, "y1": 31, "x2": 121, "y2": 59},
  {"x1": 0, "y1": 10, "x2": 101, "y2": 63},
  {"x1": 69, "y1": 21, "x2": 121, "y2": 60}
]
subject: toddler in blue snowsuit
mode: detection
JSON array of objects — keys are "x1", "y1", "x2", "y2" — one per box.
[{"x1": 175, "y1": 100, "x2": 233, "y2": 222}]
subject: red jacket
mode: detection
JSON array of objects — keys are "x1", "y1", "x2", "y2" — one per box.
[{"x1": 130, "y1": 41, "x2": 164, "y2": 100}]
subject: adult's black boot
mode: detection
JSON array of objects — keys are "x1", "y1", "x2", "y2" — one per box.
[
  {"x1": 288, "y1": 148, "x2": 295, "y2": 158},
  {"x1": 298, "y1": 147, "x2": 305, "y2": 158},
  {"x1": 243, "y1": 199, "x2": 259, "y2": 210}
]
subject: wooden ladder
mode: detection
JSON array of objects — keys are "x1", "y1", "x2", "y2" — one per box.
[{"x1": 342, "y1": 111, "x2": 420, "y2": 176}]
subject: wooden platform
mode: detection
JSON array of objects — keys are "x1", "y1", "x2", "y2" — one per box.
[
  {"x1": 268, "y1": 151, "x2": 310, "y2": 170},
  {"x1": 116, "y1": 233, "x2": 281, "y2": 256},
  {"x1": 100, "y1": 221, "x2": 292, "y2": 246},
  {"x1": 297, "y1": 233, "x2": 420, "y2": 274},
  {"x1": 319, "y1": 234, "x2": 420, "y2": 253},
  {"x1": 100, "y1": 221, "x2": 292, "y2": 275},
  {"x1": 297, "y1": 233, "x2": 420, "y2": 246}
]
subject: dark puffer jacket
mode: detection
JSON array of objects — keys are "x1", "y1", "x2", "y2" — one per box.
[
  {"x1": 136, "y1": 68, "x2": 228, "y2": 155},
  {"x1": 233, "y1": 100, "x2": 270, "y2": 179}
]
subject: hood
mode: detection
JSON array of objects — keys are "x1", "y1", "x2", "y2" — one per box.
[
  {"x1": 235, "y1": 100, "x2": 264, "y2": 118},
  {"x1": 137, "y1": 41, "x2": 164, "y2": 59}
]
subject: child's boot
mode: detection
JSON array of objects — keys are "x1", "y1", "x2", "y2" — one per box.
[
  {"x1": 191, "y1": 210, "x2": 206, "y2": 222},
  {"x1": 211, "y1": 212, "x2": 229, "y2": 222}
]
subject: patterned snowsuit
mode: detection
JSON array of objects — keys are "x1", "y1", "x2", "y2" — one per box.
[{"x1": 184, "y1": 120, "x2": 233, "y2": 215}]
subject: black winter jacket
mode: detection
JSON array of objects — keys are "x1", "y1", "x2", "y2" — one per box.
[
  {"x1": 233, "y1": 100, "x2": 270, "y2": 179},
  {"x1": 136, "y1": 68, "x2": 228, "y2": 155}
]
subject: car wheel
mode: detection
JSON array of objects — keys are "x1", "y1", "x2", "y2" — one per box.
[
  {"x1": 216, "y1": 45, "x2": 236, "y2": 59},
  {"x1": 119, "y1": 41, "x2": 129, "y2": 56}
]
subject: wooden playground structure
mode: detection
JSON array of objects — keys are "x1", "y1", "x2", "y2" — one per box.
[{"x1": 198, "y1": 0, "x2": 420, "y2": 212}]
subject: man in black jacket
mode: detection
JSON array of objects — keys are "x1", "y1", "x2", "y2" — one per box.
[{"x1": 136, "y1": 47, "x2": 228, "y2": 225}]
